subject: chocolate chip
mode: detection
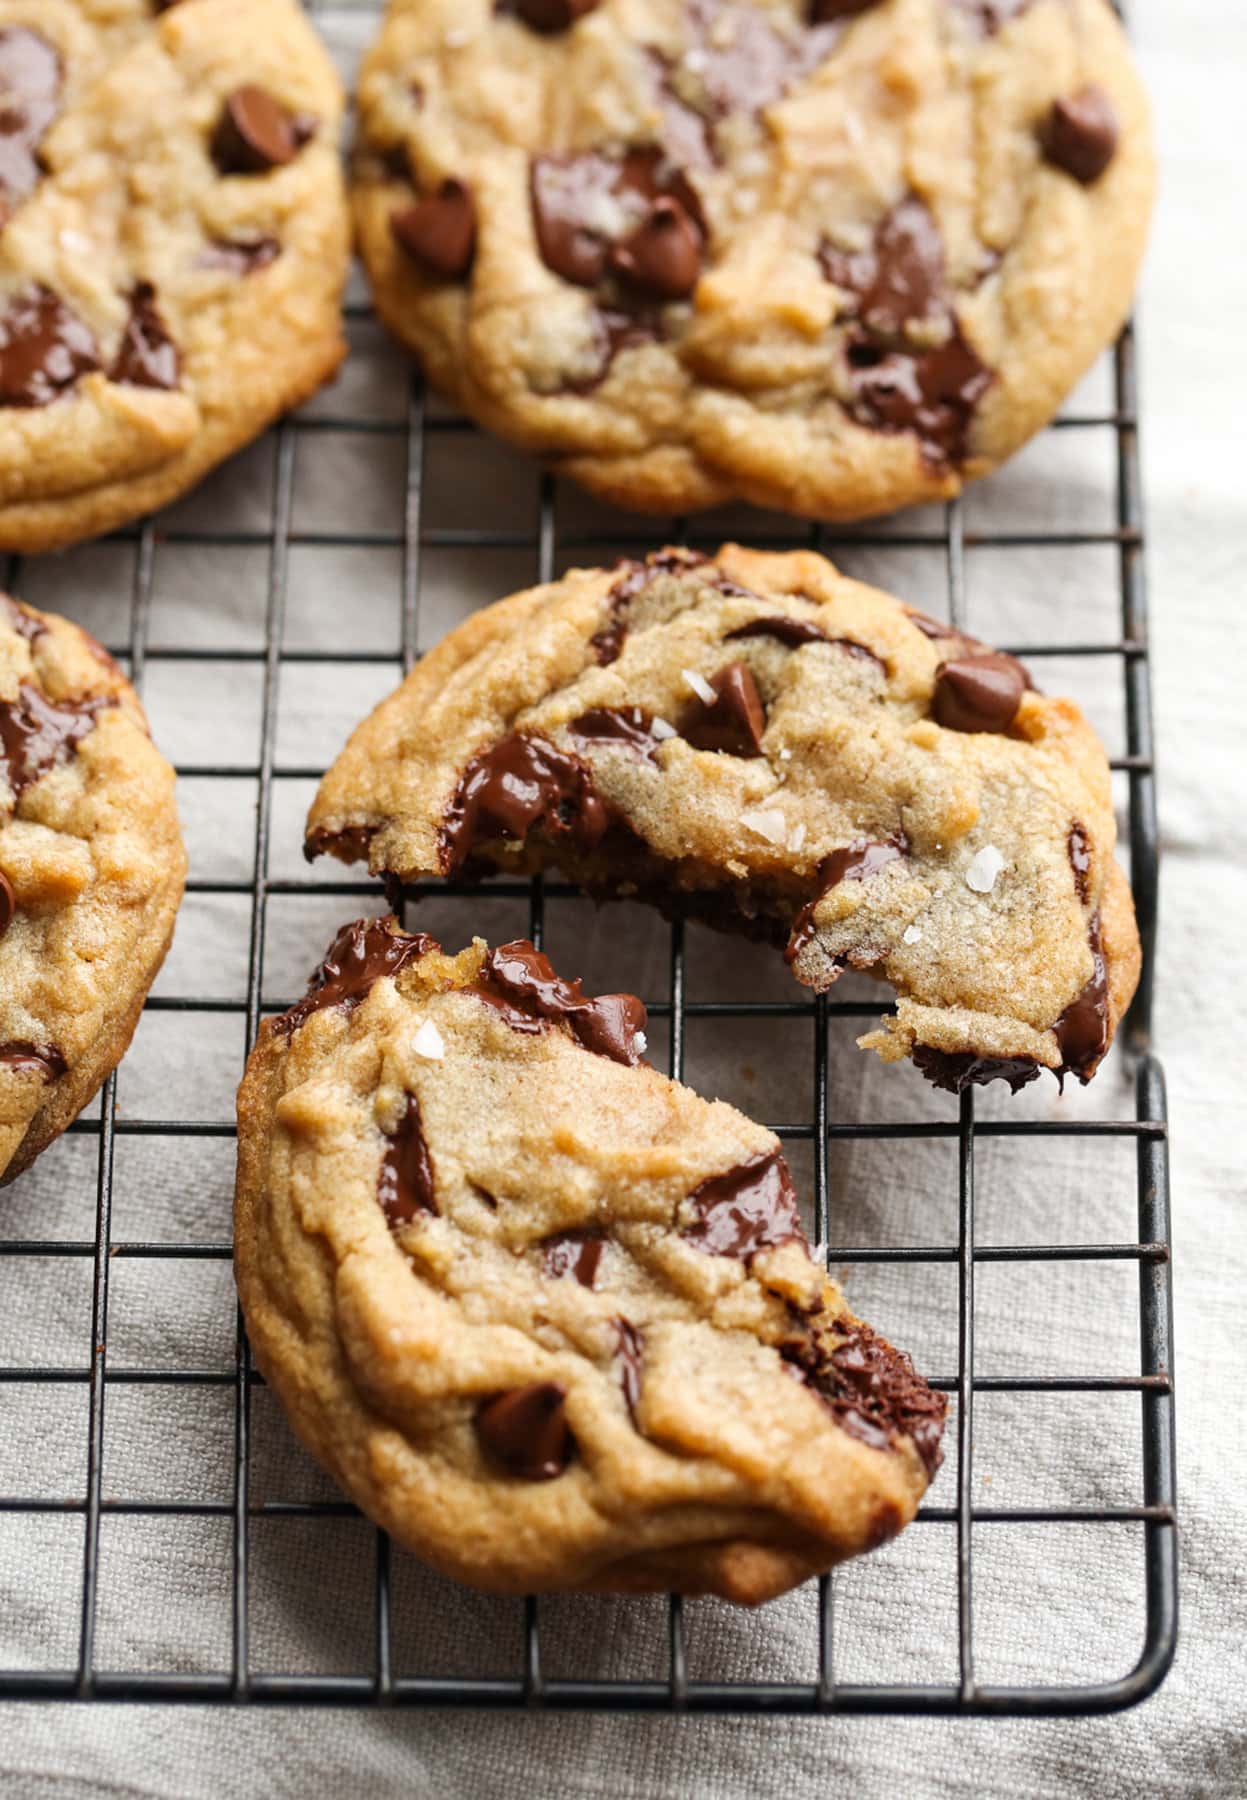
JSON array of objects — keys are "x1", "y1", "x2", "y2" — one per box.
[
  {"x1": 786, "y1": 835, "x2": 908, "y2": 962},
  {"x1": 563, "y1": 305, "x2": 662, "y2": 393},
  {"x1": 110, "y1": 283, "x2": 179, "y2": 390},
  {"x1": 211, "y1": 86, "x2": 310, "y2": 175},
  {"x1": 613, "y1": 1318, "x2": 642, "y2": 1426},
  {"x1": 821, "y1": 197, "x2": 945, "y2": 342},
  {"x1": 932, "y1": 650, "x2": 1028, "y2": 734},
  {"x1": 566, "y1": 706, "x2": 663, "y2": 762},
  {"x1": 1052, "y1": 912, "x2": 1108, "y2": 1084},
  {"x1": 511, "y1": 0, "x2": 601, "y2": 31},
  {"x1": 530, "y1": 149, "x2": 704, "y2": 290},
  {"x1": 0, "y1": 286, "x2": 100, "y2": 408},
  {"x1": 682, "y1": 1149, "x2": 806, "y2": 1260},
  {"x1": 472, "y1": 940, "x2": 647, "y2": 1066},
  {"x1": 0, "y1": 1040, "x2": 67, "y2": 1080},
  {"x1": 475, "y1": 1383, "x2": 574, "y2": 1480},
  {"x1": 841, "y1": 324, "x2": 992, "y2": 468},
  {"x1": 377, "y1": 1093, "x2": 437, "y2": 1226},
  {"x1": 681, "y1": 661, "x2": 766, "y2": 757},
  {"x1": 1067, "y1": 823, "x2": 1092, "y2": 905},
  {"x1": 911, "y1": 1045, "x2": 1041, "y2": 1095},
  {"x1": 809, "y1": 0, "x2": 880, "y2": 16},
  {"x1": 783, "y1": 1316, "x2": 946, "y2": 1476},
  {"x1": 1040, "y1": 85, "x2": 1119, "y2": 185},
  {"x1": 0, "y1": 683, "x2": 109, "y2": 798},
  {"x1": 1, "y1": 594, "x2": 44, "y2": 642},
  {"x1": 542, "y1": 1228, "x2": 604, "y2": 1287},
  {"x1": 440, "y1": 732, "x2": 609, "y2": 871},
  {"x1": 607, "y1": 197, "x2": 701, "y2": 301},
  {"x1": 0, "y1": 869, "x2": 13, "y2": 936},
  {"x1": 390, "y1": 178, "x2": 476, "y2": 279},
  {"x1": 303, "y1": 822, "x2": 375, "y2": 866},
  {"x1": 726, "y1": 615, "x2": 828, "y2": 648},
  {"x1": 590, "y1": 549, "x2": 708, "y2": 662},
  {"x1": 0, "y1": 28, "x2": 61, "y2": 220},
  {"x1": 273, "y1": 917, "x2": 433, "y2": 1037},
  {"x1": 198, "y1": 235, "x2": 281, "y2": 275},
  {"x1": 904, "y1": 606, "x2": 957, "y2": 641}
]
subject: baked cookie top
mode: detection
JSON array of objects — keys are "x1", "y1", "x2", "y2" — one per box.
[
  {"x1": 352, "y1": 0, "x2": 1152, "y2": 518},
  {"x1": 307, "y1": 545, "x2": 1140, "y2": 1093},
  {"x1": 1, "y1": 592, "x2": 185, "y2": 1184},
  {"x1": 235, "y1": 918, "x2": 945, "y2": 1601},
  {"x1": 0, "y1": 0, "x2": 349, "y2": 554}
]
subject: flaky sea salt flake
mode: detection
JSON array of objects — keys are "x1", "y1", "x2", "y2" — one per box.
[
  {"x1": 740, "y1": 806, "x2": 787, "y2": 845},
  {"x1": 411, "y1": 1019, "x2": 445, "y2": 1061},
  {"x1": 682, "y1": 668, "x2": 716, "y2": 706},
  {"x1": 965, "y1": 845, "x2": 1006, "y2": 895}
]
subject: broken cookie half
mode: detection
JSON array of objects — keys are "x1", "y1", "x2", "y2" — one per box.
[
  {"x1": 306, "y1": 546, "x2": 1140, "y2": 1094},
  {"x1": 235, "y1": 918, "x2": 945, "y2": 1601}
]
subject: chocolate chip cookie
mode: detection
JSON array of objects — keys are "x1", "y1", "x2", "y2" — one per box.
[
  {"x1": 235, "y1": 918, "x2": 945, "y2": 1600},
  {"x1": 1, "y1": 592, "x2": 185, "y2": 1184},
  {"x1": 307, "y1": 546, "x2": 1140, "y2": 1094},
  {"x1": 352, "y1": 0, "x2": 1152, "y2": 518},
  {"x1": 0, "y1": 0, "x2": 349, "y2": 554}
]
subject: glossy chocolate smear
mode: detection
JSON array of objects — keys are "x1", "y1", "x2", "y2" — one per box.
[
  {"x1": 841, "y1": 324, "x2": 992, "y2": 468},
  {"x1": 0, "y1": 683, "x2": 108, "y2": 798},
  {"x1": 683, "y1": 1149, "x2": 806, "y2": 1259},
  {"x1": 390, "y1": 178, "x2": 476, "y2": 279},
  {"x1": 1052, "y1": 912, "x2": 1108, "y2": 1083},
  {"x1": 681, "y1": 661, "x2": 766, "y2": 757},
  {"x1": 0, "y1": 27, "x2": 61, "y2": 219},
  {"x1": 905, "y1": 606, "x2": 959, "y2": 642},
  {"x1": 472, "y1": 939, "x2": 647, "y2": 1066},
  {"x1": 613, "y1": 1318, "x2": 643, "y2": 1426},
  {"x1": 783, "y1": 1317, "x2": 946, "y2": 1476},
  {"x1": 607, "y1": 195, "x2": 701, "y2": 301},
  {"x1": 303, "y1": 822, "x2": 375, "y2": 866},
  {"x1": 565, "y1": 305, "x2": 662, "y2": 395},
  {"x1": 0, "y1": 1039, "x2": 67, "y2": 1080},
  {"x1": 567, "y1": 706, "x2": 663, "y2": 762},
  {"x1": 542, "y1": 1228, "x2": 604, "y2": 1287},
  {"x1": 440, "y1": 732, "x2": 608, "y2": 871},
  {"x1": 377, "y1": 1092, "x2": 437, "y2": 1225},
  {"x1": 786, "y1": 835, "x2": 908, "y2": 963},
  {"x1": 212, "y1": 86, "x2": 312, "y2": 175},
  {"x1": 0, "y1": 868, "x2": 14, "y2": 936},
  {"x1": 727, "y1": 615, "x2": 885, "y2": 671},
  {"x1": 591, "y1": 549, "x2": 708, "y2": 663},
  {"x1": 1067, "y1": 822, "x2": 1092, "y2": 905},
  {"x1": 0, "y1": 286, "x2": 100, "y2": 408},
  {"x1": 199, "y1": 236, "x2": 281, "y2": 274},
  {"x1": 508, "y1": 0, "x2": 601, "y2": 32},
  {"x1": 821, "y1": 197, "x2": 946, "y2": 342},
  {"x1": 1, "y1": 593, "x2": 44, "y2": 641},
  {"x1": 809, "y1": 0, "x2": 880, "y2": 17},
  {"x1": 911, "y1": 1045, "x2": 1041, "y2": 1095},
  {"x1": 111, "y1": 284, "x2": 179, "y2": 390},
  {"x1": 273, "y1": 917, "x2": 433, "y2": 1037},
  {"x1": 932, "y1": 649, "x2": 1029, "y2": 734},
  {"x1": 1040, "y1": 85, "x2": 1119, "y2": 185},
  {"x1": 475, "y1": 1382, "x2": 574, "y2": 1480},
  {"x1": 530, "y1": 148, "x2": 704, "y2": 289}
]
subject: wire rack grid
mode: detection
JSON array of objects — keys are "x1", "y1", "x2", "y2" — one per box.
[{"x1": 0, "y1": 5, "x2": 1175, "y2": 1721}]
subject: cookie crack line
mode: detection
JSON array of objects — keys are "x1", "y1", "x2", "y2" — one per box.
[{"x1": 305, "y1": 546, "x2": 1139, "y2": 1096}]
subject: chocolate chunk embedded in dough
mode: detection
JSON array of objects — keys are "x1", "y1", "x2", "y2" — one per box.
[
  {"x1": 390, "y1": 179, "x2": 476, "y2": 279},
  {"x1": 1040, "y1": 85, "x2": 1119, "y2": 185},
  {"x1": 0, "y1": 287, "x2": 100, "y2": 408},
  {"x1": 475, "y1": 1383, "x2": 574, "y2": 1479}
]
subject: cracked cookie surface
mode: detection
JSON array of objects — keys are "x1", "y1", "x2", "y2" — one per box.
[
  {"x1": 235, "y1": 918, "x2": 945, "y2": 1600},
  {"x1": 1, "y1": 592, "x2": 185, "y2": 1184},
  {"x1": 352, "y1": 0, "x2": 1152, "y2": 518},
  {"x1": 0, "y1": 0, "x2": 349, "y2": 553},
  {"x1": 307, "y1": 545, "x2": 1140, "y2": 1093}
]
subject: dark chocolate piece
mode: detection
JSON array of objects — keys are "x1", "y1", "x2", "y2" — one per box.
[
  {"x1": 0, "y1": 286, "x2": 100, "y2": 408},
  {"x1": 904, "y1": 606, "x2": 958, "y2": 642},
  {"x1": 440, "y1": 732, "x2": 608, "y2": 871},
  {"x1": 0, "y1": 868, "x2": 13, "y2": 936},
  {"x1": 475, "y1": 1382, "x2": 574, "y2": 1479},
  {"x1": 1, "y1": 594, "x2": 44, "y2": 641},
  {"x1": 786, "y1": 836, "x2": 908, "y2": 962},
  {"x1": 198, "y1": 235, "x2": 281, "y2": 274},
  {"x1": 273, "y1": 917, "x2": 433, "y2": 1037},
  {"x1": 511, "y1": 0, "x2": 601, "y2": 32},
  {"x1": 0, "y1": 683, "x2": 109, "y2": 798},
  {"x1": 390, "y1": 178, "x2": 476, "y2": 279},
  {"x1": 931, "y1": 650, "x2": 1029, "y2": 734},
  {"x1": 682, "y1": 1149, "x2": 806, "y2": 1259},
  {"x1": 607, "y1": 196, "x2": 701, "y2": 301},
  {"x1": 727, "y1": 615, "x2": 885, "y2": 671},
  {"x1": 1067, "y1": 822, "x2": 1091, "y2": 905},
  {"x1": 542, "y1": 1228, "x2": 604, "y2": 1287},
  {"x1": 613, "y1": 1317, "x2": 642, "y2": 1425},
  {"x1": 0, "y1": 1040, "x2": 67, "y2": 1081},
  {"x1": 530, "y1": 148, "x2": 704, "y2": 289},
  {"x1": 110, "y1": 283, "x2": 179, "y2": 390},
  {"x1": 1040, "y1": 85, "x2": 1119, "y2": 185},
  {"x1": 821, "y1": 196, "x2": 946, "y2": 341},
  {"x1": 212, "y1": 85, "x2": 311, "y2": 175},
  {"x1": 0, "y1": 27, "x2": 61, "y2": 220},
  {"x1": 303, "y1": 822, "x2": 376, "y2": 866},
  {"x1": 472, "y1": 939, "x2": 647, "y2": 1066},
  {"x1": 567, "y1": 706, "x2": 663, "y2": 762},
  {"x1": 377, "y1": 1093, "x2": 437, "y2": 1225},
  {"x1": 783, "y1": 1316, "x2": 946, "y2": 1476},
  {"x1": 681, "y1": 661, "x2": 766, "y2": 757},
  {"x1": 840, "y1": 324, "x2": 992, "y2": 468},
  {"x1": 590, "y1": 549, "x2": 708, "y2": 663},
  {"x1": 809, "y1": 0, "x2": 880, "y2": 16},
  {"x1": 1052, "y1": 912, "x2": 1108, "y2": 1083},
  {"x1": 911, "y1": 1045, "x2": 1041, "y2": 1095}
]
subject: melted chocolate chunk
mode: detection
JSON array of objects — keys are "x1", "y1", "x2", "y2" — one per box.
[
  {"x1": 110, "y1": 284, "x2": 179, "y2": 390},
  {"x1": 1067, "y1": 822, "x2": 1092, "y2": 905},
  {"x1": 0, "y1": 1039, "x2": 67, "y2": 1081},
  {"x1": 199, "y1": 235, "x2": 281, "y2": 275},
  {"x1": 613, "y1": 1318, "x2": 643, "y2": 1425},
  {"x1": 786, "y1": 836, "x2": 908, "y2": 962},
  {"x1": 0, "y1": 683, "x2": 108, "y2": 798},
  {"x1": 820, "y1": 197, "x2": 945, "y2": 342},
  {"x1": 1, "y1": 593, "x2": 44, "y2": 641},
  {"x1": 475, "y1": 1382, "x2": 574, "y2": 1480},
  {"x1": 590, "y1": 549, "x2": 708, "y2": 663},
  {"x1": 273, "y1": 917, "x2": 433, "y2": 1037},
  {"x1": 390, "y1": 179, "x2": 476, "y2": 279},
  {"x1": 727, "y1": 615, "x2": 885, "y2": 671},
  {"x1": 911, "y1": 1045, "x2": 1041, "y2": 1095},
  {"x1": 607, "y1": 195, "x2": 701, "y2": 301},
  {"x1": 0, "y1": 868, "x2": 14, "y2": 936},
  {"x1": 783, "y1": 1317, "x2": 946, "y2": 1476},
  {"x1": 1040, "y1": 85, "x2": 1119, "y2": 185},
  {"x1": 440, "y1": 732, "x2": 609, "y2": 871},
  {"x1": 932, "y1": 650, "x2": 1029, "y2": 734},
  {"x1": 569, "y1": 305, "x2": 662, "y2": 393},
  {"x1": 841, "y1": 325, "x2": 992, "y2": 468},
  {"x1": 0, "y1": 286, "x2": 100, "y2": 408},
  {"x1": 809, "y1": 0, "x2": 880, "y2": 16},
  {"x1": 212, "y1": 86, "x2": 312, "y2": 175},
  {"x1": 951, "y1": 0, "x2": 1035, "y2": 34},
  {"x1": 530, "y1": 148, "x2": 704, "y2": 289},
  {"x1": 542, "y1": 1228, "x2": 605, "y2": 1287},
  {"x1": 1052, "y1": 912, "x2": 1108, "y2": 1084},
  {"x1": 472, "y1": 940, "x2": 647, "y2": 1066},
  {"x1": 680, "y1": 661, "x2": 766, "y2": 757},
  {"x1": 683, "y1": 1149, "x2": 806, "y2": 1259},
  {"x1": 0, "y1": 27, "x2": 61, "y2": 220},
  {"x1": 567, "y1": 706, "x2": 663, "y2": 762},
  {"x1": 303, "y1": 822, "x2": 376, "y2": 866},
  {"x1": 377, "y1": 1092, "x2": 437, "y2": 1225},
  {"x1": 508, "y1": 0, "x2": 601, "y2": 32},
  {"x1": 904, "y1": 606, "x2": 958, "y2": 642}
]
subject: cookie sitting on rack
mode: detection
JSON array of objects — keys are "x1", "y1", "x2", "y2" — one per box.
[
  {"x1": 235, "y1": 917, "x2": 945, "y2": 1601},
  {"x1": 351, "y1": 0, "x2": 1152, "y2": 519},
  {"x1": 1, "y1": 593, "x2": 185, "y2": 1185},
  {"x1": 0, "y1": 0, "x2": 350, "y2": 554},
  {"x1": 306, "y1": 545, "x2": 1140, "y2": 1094}
]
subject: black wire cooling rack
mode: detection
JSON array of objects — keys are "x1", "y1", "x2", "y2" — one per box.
[{"x1": 0, "y1": 7, "x2": 1175, "y2": 1722}]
